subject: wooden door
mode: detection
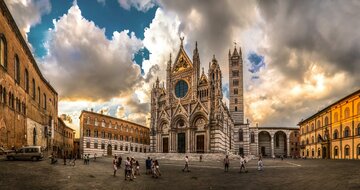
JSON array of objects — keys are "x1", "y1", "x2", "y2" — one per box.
[
  {"x1": 196, "y1": 135, "x2": 204, "y2": 153},
  {"x1": 163, "y1": 137, "x2": 169, "y2": 153}
]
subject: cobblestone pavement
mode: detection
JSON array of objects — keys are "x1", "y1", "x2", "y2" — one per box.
[{"x1": 0, "y1": 155, "x2": 360, "y2": 190}]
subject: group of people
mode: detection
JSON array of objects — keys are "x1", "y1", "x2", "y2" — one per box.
[
  {"x1": 223, "y1": 155, "x2": 263, "y2": 173},
  {"x1": 83, "y1": 154, "x2": 91, "y2": 165},
  {"x1": 112, "y1": 155, "x2": 142, "y2": 180}
]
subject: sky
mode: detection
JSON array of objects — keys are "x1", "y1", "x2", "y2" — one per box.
[{"x1": 4, "y1": 0, "x2": 360, "y2": 136}]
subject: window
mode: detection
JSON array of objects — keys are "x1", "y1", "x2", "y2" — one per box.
[
  {"x1": 235, "y1": 106, "x2": 237, "y2": 112},
  {"x1": 94, "y1": 130, "x2": 98, "y2": 138},
  {"x1": 238, "y1": 129, "x2": 243, "y2": 142},
  {"x1": 344, "y1": 107, "x2": 350, "y2": 119},
  {"x1": 25, "y1": 69, "x2": 29, "y2": 93},
  {"x1": 0, "y1": 34, "x2": 7, "y2": 69},
  {"x1": 344, "y1": 127, "x2": 350, "y2": 138},
  {"x1": 250, "y1": 132, "x2": 255, "y2": 143},
  {"x1": 37, "y1": 87, "x2": 40, "y2": 104},
  {"x1": 87, "y1": 117, "x2": 90, "y2": 124},
  {"x1": 85, "y1": 129, "x2": 90, "y2": 137},
  {"x1": 94, "y1": 142, "x2": 98, "y2": 149},
  {"x1": 333, "y1": 130, "x2": 338, "y2": 139},
  {"x1": 120, "y1": 145, "x2": 123, "y2": 151},
  {"x1": 306, "y1": 138, "x2": 309, "y2": 145},
  {"x1": 32, "y1": 79, "x2": 35, "y2": 99},
  {"x1": 101, "y1": 131, "x2": 105, "y2": 138},
  {"x1": 108, "y1": 133, "x2": 112, "y2": 140},
  {"x1": 345, "y1": 145, "x2": 350, "y2": 156},
  {"x1": 357, "y1": 124, "x2": 360, "y2": 135},
  {"x1": 86, "y1": 142, "x2": 90, "y2": 148},
  {"x1": 175, "y1": 80, "x2": 188, "y2": 98},
  {"x1": 334, "y1": 112, "x2": 338, "y2": 122},
  {"x1": 317, "y1": 120, "x2": 321, "y2": 128},
  {"x1": 232, "y1": 70, "x2": 239, "y2": 77},
  {"x1": 114, "y1": 145, "x2": 117, "y2": 150},
  {"x1": 334, "y1": 146, "x2": 338, "y2": 156},
  {"x1": 120, "y1": 135, "x2": 123, "y2": 141},
  {"x1": 235, "y1": 98, "x2": 238, "y2": 104},
  {"x1": 324, "y1": 116, "x2": 329, "y2": 126},
  {"x1": 306, "y1": 125, "x2": 309, "y2": 133},
  {"x1": 95, "y1": 118, "x2": 98, "y2": 126},
  {"x1": 312, "y1": 136, "x2": 314, "y2": 143},
  {"x1": 311, "y1": 124, "x2": 314, "y2": 131},
  {"x1": 101, "y1": 143, "x2": 105, "y2": 149},
  {"x1": 234, "y1": 88, "x2": 238, "y2": 95},
  {"x1": 43, "y1": 93, "x2": 46, "y2": 110},
  {"x1": 233, "y1": 79, "x2": 239, "y2": 86},
  {"x1": 312, "y1": 149, "x2": 314, "y2": 157},
  {"x1": 14, "y1": 55, "x2": 20, "y2": 83}
]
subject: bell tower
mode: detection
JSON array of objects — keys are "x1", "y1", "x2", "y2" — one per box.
[{"x1": 229, "y1": 44, "x2": 244, "y2": 124}]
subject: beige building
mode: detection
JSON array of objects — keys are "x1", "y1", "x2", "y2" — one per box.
[
  {"x1": 79, "y1": 110, "x2": 150, "y2": 157},
  {"x1": 0, "y1": 1, "x2": 58, "y2": 150},
  {"x1": 299, "y1": 89, "x2": 360, "y2": 159}
]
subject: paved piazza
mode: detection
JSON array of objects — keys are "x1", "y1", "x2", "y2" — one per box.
[{"x1": 0, "y1": 155, "x2": 360, "y2": 190}]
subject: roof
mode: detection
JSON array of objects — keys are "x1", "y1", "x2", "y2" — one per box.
[
  {"x1": 258, "y1": 126, "x2": 299, "y2": 130},
  {"x1": 80, "y1": 110, "x2": 149, "y2": 129},
  {"x1": 57, "y1": 117, "x2": 75, "y2": 131},
  {"x1": 298, "y1": 88, "x2": 360, "y2": 125},
  {"x1": 0, "y1": 1, "x2": 57, "y2": 94}
]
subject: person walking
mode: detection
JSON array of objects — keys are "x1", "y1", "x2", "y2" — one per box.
[
  {"x1": 239, "y1": 155, "x2": 248, "y2": 173},
  {"x1": 135, "y1": 160, "x2": 140, "y2": 176},
  {"x1": 94, "y1": 153, "x2": 97, "y2": 162},
  {"x1": 130, "y1": 157, "x2": 136, "y2": 179},
  {"x1": 154, "y1": 160, "x2": 161, "y2": 178},
  {"x1": 224, "y1": 155, "x2": 230, "y2": 172},
  {"x1": 113, "y1": 155, "x2": 118, "y2": 176},
  {"x1": 257, "y1": 157, "x2": 263, "y2": 171},
  {"x1": 124, "y1": 157, "x2": 132, "y2": 181},
  {"x1": 146, "y1": 157, "x2": 152, "y2": 175},
  {"x1": 182, "y1": 156, "x2": 190, "y2": 172},
  {"x1": 117, "y1": 156, "x2": 122, "y2": 168}
]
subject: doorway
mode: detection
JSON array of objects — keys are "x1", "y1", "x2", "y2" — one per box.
[
  {"x1": 107, "y1": 144, "x2": 112, "y2": 156},
  {"x1": 177, "y1": 133, "x2": 185, "y2": 153},
  {"x1": 261, "y1": 146, "x2": 266, "y2": 156},
  {"x1": 322, "y1": 147, "x2": 327, "y2": 159},
  {"x1": 163, "y1": 137, "x2": 169, "y2": 153},
  {"x1": 196, "y1": 135, "x2": 204, "y2": 153}
]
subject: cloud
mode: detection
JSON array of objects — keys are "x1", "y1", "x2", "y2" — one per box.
[
  {"x1": 118, "y1": 0, "x2": 156, "y2": 12},
  {"x1": 4, "y1": 0, "x2": 51, "y2": 39},
  {"x1": 40, "y1": 3, "x2": 144, "y2": 101}
]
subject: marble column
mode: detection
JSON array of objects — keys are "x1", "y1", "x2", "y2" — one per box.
[{"x1": 271, "y1": 134, "x2": 275, "y2": 157}]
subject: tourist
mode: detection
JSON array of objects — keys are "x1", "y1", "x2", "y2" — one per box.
[
  {"x1": 135, "y1": 160, "x2": 140, "y2": 176},
  {"x1": 239, "y1": 155, "x2": 247, "y2": 173},
  {"x1": 146, "y1": 157, "x2": 152, "y2": 175},
  {"x1": 257, "y1": 157, "x2": 263, "y2": 171},
  {"x1": 113, "y1": 155, "x2": 118, "y2": 176},
  {"x1": 224, "y1": 155, "x2": 230, "y2": 172},
  {"x1": 87, "y1": 154, "x2": 90, "y2": 164},
  {"x1": 94, "y1": 153, "x2": 97, "y2": 162},
  {"x1": 182, "y1": 156, "x2": 190, "y2": 172},
  {"x1": 154, "y1": 160, "x2": 161, "y2": 178},
  {"x1": 124, "y1": 157, "x2": 132, "y2": 181},
  {"x1": 151, "y1": 160, "x2": 156, "y2": 178},
  {"x1": 131, "y1": 157, "x2": 136, "y2": 179},
  {"x1": 117, "y1": 156, "x2": 122, "y2": 168}
]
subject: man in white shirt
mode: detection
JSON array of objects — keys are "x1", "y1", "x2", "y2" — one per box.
[
  {"x1": 239, "y1": 155, "x2": 247, "y2": 173},
  {"x1": 182, "y1": 156, "x2": 190, "y2": 172}
]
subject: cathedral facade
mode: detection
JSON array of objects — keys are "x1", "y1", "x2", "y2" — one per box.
[{"x1": 150, "y1": 39, "x2": 248, "y2": 154}]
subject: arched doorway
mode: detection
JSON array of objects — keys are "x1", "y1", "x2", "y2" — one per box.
[
  {"x1": 175, "y1": 117, "x2": 186, "y2": 153},
  {"x1": 178, "y1": 133, "x2": 185, "y2": 153},
  {"x1": 258, "y1": 131, "x2": 271, "y2": 157},
  {"x1": 107, "y1": 144, "x2": 112, "y2": 156},
  {"x1": 274, "y1": 131, "x2": 287, "y2": 157}
]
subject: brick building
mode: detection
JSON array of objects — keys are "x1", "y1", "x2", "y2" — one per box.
[
  {"x1": 0, "y1": 1, "x2": 58, "y2": 150},
  {"x1": 79, "y1": 110, "x2": 150, "y2": 157},
  {"x1": 54, "y1": 117, "x2": 75, "y2": 158}
]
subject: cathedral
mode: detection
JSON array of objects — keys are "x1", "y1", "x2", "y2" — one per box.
[{"x1": 150, "y1": 38, "x2": 249, "y2": 154}]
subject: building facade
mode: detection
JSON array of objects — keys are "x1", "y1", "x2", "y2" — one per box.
[
  {"x1": 53, "y1": 117, "x2": 75, "y2": 158},
  {"x1": 0, "y1": 1, "x2": 58, "y2": 150},
  {"x1": 150, "y1": 39, "x2": 242, "y2": 154},
  {"x1": 299, "y1": 89, "x2": 360, "y2": 159},
  {"x1": 79, "y1": 110, "x2": 150, "y2": 157}
]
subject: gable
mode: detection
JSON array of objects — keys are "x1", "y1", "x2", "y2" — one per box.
[{"x1": 172, "y1": 48, "x2": 193, "y2": 74}]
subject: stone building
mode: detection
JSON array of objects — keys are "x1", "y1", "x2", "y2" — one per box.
[
  {"x1": 79, "y1": 110, "x2": 150, "y2": 157},
  {"x1": 299, "y1": 89, "x2": 360, "y2": 159},
  {"x1": 0, "y1": 1, "x2": 58, "y2": 150},
  {"x1": 150, "y1": 39, "x2": 241, "y2": 154},
  {"x1": 54, "y1": 117, "x2": 75, "y2": 158}
]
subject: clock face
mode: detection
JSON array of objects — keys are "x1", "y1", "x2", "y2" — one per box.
[{"x1": 175, "y1": 80, "x2": 188, "y2": 98}]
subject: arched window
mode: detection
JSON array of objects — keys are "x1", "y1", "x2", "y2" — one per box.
[
  {"x1": 334, "y1": 112, "x2": 338, "y2": 122},
  {"x1": 14, "y1": 55, "x2": 20, "y2": 83},
  {"x1": 311, "y1": 149, "x2": 314, "y2": 157},
  {"x1": 324, "y1": 116, "x2": 329, "y2": 126},
  {"x1": 344, "y1": 127, "x2": 350, "y2": 138},
  {"x1": 311, "y1": 124, "x2": 314, "y2": 131},
  {"x1": 238, "y1": 129, "x2": 243, "y2": 142},
  {"x1": 101, "y1": 131, "x2": 105, "y2": 138},
  {"x1": 37, "y1": 87, "x2": 40, "y2": 104},
  {"x1": 234, "y1": 88, "x2": 238, "y2": 95},
  {"x1": 333, "y1": 130, "x2": 338, "y2": 139},
  {"x1": 344, "y1": 107, "x2": 350, "y2": 119},
  {"x1": 317, "y1": 120, "x2": 321, "y2": 128},
  {"x1": 312, "y1": 136, "x2": 314, "y2": 143},
  {"x1": 344, "y1": 145, "x2": 350, "y2": 156},
  {"x1": 306, "y1": 138, "x2": 309, "y2": 144},
  {"x1": 334, "y1": 146, "x2": 338, "y2": 157},
  {"x1": 43, "y1": 93, "x2": 46, "y2": 110},
  {"x1": 235, "y1": 106, "x2": 237, "y2": 112},
  {"x1": 32, "y1": 79, "x2": 36, "y2": 99},
  {"x1": 25, "y1": 69, "x2": 29, "y2": 93},
  {"x1": 94, "y1": 130, "x2": 98, "y2": 138},
  {"x1": 306, "y1": 125, "x2": 309, "y2": 133},
  {"x1": 0, "y1": 34, "x2": 7, "y2": 69},
  {"x1": 250, "y1": 132, "x2": 255, "y2": 143},
  {"x1": 234, "y1": 98, "x2": 238, "y2": 104}
]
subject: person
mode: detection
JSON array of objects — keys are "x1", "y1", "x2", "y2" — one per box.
[
  {"x1": 94, "y1": 153, "x2": 97, "y2": 162},
  {"x1": 50, "y1": 152, "x2": 57, "y2": 164},
  {"x1": 224, "y1": 155, "x2": 230, "y2": 172},
  {"x1": 154, "y1": 160, "x2": 161, "y2": 177},
  {"x1": 281, "y1": 155, "x2": 284, "y2": 161},
  {"x1": 182, "y1": 156, "x2": 190, "y2": 172},
  {"x1": 131, "y1": 157, "x2": 136, "y2": 179},
  {"x1": 146, "y1": 157, "x2": 152, "y2": 175},
  {"x1": 117, "y1": 156, "x2": 122, "y2": 168},
  {"x1": 257, "y1": 157, "x2": 263, "y2": 171},
  {"x1": 124, "y1": 157, "x2": 132, "y2": 181},
  {"x1": 69, "y1": 155, "x2": 76, "y2": 167},
  {"x1": 199, "y1": 155, "x2": 202, "y2": 162},
  {"x1": 87, "y1": 154, "x2": 90, "y2": 165},
  {"x1": 113, "y1": 156, "x2": 118, "y2": 176},
  {"x1": 239, "y1": 155, "x2": 247, "y2": 173},
  {"x1": 151, "y1": 160, "x2": 156, "y2": 178},
  {"x1": 135, "y1": 160, "x2": 140, "y2": 176}
]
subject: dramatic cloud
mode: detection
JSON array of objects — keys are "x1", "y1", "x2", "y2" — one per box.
[
  {"x1": 4, "y1": 0, "x2": 51, "y2": 38},
  {"x1": 118, "y1": 0, "x2": 156, "y2": 12},
  {"x1": 40, "y1": 3, "x2": 143, "y2": 101}
]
